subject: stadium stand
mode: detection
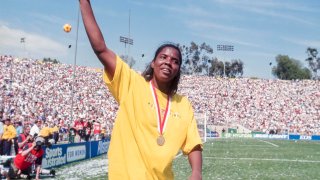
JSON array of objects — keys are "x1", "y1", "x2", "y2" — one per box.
[{"x1": 1, "y1": 55, "x2": 319, "y2": 145}]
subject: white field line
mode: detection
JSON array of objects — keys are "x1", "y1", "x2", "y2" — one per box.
[
  {"x1": 175, "y1": 152, "x2": 183, "y2": 159},
  {"x1": 204, "y1": 157, "x2": 320, "y2": 163},
  {"x1": 257, "y1": 139, "x2": 279, "y2": 147},
  {"x1": 238, "y1": 145, "x2": 273, "y2": 147}
]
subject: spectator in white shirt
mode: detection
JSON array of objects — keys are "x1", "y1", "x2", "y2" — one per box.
[{"x1": 30, "y1": 120, "x2": 41, "y2": 137}]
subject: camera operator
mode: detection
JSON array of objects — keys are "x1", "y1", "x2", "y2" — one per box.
[{"x1": 1, "y1": 137, "x2": 45, "y2": 180}]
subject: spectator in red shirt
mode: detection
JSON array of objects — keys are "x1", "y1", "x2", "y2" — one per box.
[
  {"x1": 83, "y1": 120, "x2": 92, "y2": 142},
  {"x1": 74, "y1": 118, "x2": 85, "y2": 141},
  {"x1": 17, "y1": 125, "x2": 33, "y2": 153},
  {"x1": 1, "y1": 137, "x2": 45, "y2": 180},
  {"x1": 93, "y1": 121, "x2": 101, "y2": 141}
]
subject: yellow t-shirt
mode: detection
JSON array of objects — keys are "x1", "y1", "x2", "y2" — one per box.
[
  {"x1": 2, "y1": 125, "x2": 17, "y2": 140},
  {"x1": 51, "y1": 126, "x2": 59, "y2": 133},
  {"x1": 103, "y1": 56, "x2": 202, "y2": 180},
  {"x1": 39, "y1": 127, "x2": 51, "y2": 137}
]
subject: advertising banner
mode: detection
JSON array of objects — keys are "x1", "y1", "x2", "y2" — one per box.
[
  {"x1": 312, "y1": 135, "x2": 320, "y2": 141},
  {"x1": 42, "y1": 140, "x2": 109, "y2": 169}
]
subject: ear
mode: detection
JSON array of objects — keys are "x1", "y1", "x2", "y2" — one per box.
[{"x1": 151, "y1": 60, "x2": 155, "y2": 69}]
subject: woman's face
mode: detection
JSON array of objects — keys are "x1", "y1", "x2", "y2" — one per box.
[{"x1": 151, "y1": 47, "x2": 180, "y2": 84}]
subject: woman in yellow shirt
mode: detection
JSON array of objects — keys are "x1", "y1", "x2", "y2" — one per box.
[
  {"x1": 50, "y1": 124, "x2": 59, "y2": 144},
  {"x1": 80, "y1": 1, "x2": 203, "y2": 179},
  {"x1": 2, "y1": 118, "x2": 16, "y2": 155},
  {"x1": 39, "y1": 123, "x2": 51, "y2": 146}
]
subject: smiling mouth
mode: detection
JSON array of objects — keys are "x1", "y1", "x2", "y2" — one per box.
[{"x1": 161, "y1": 68, "x2": 171, "y2": 74}]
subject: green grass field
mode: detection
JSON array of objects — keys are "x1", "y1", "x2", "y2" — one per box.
[
  {"x1": 51, "y1": 138, "x2": 320, "y2": 179},
  {"x1": 173, "y1": 138, "x2": 320, "y2": 180}
]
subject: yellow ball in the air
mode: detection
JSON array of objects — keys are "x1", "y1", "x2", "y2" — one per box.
[{"x1": 63, "y1": 24, "x2": 72, "y2": 33}]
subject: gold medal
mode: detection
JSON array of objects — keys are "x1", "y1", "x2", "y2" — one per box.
[
  {"x1": 150, "y1": 82, "x2": 171, "y2": 147},
  {"x1": 157, "y1": 135, "x2": 165, "y2": 146}
]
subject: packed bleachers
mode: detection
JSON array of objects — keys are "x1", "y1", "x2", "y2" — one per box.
[
  {"x1": 1, "y1": 55, "x2": 320, "y2": 138},
  {"x1": 180, "y1": 76, "x2": 320, "y2": 135},
  {"x1": 0, "y1": 55, "x2": 115, "y2": 146}
]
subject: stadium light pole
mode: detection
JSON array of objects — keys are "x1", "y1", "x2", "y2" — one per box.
[
  {"x1": 217, "y1": 44, "x2": 234, "y2": 129},
  {"x1": 120, "y1": 9, "x2": 133, "y2": 59},
  {"x1": 20, "y1": 37, "x2": 26, "y2": 58},
  {"x1": 217, "y1": 45, "x2": 234, "y2": 77},
  {"x1": 120, "y1": 36, "x2": 133, "y2": 52},
  {"x1": 207, "y1": 60, "x2": 211, "y2": 76},
  {"x1": 70, "y1": 4, "x2": 81, "y2": 123},
  {"x1": 269, "y1": 61, "x2": 273, "y2": 79}
]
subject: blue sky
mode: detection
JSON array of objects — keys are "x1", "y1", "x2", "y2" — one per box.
[{"x1": 1, "y1": 0, "x2": 319, "y2": 79}]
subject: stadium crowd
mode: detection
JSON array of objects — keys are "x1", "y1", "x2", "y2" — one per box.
[
  {"x1": 0, "y1": 54, "x2": 319, "y2": 154},
  {"x1": 180, "y1": 76, "x2": 320, "y2": 135},
  {"x1": 0, "y1": 55, "x2": 111, "y2": 155}
]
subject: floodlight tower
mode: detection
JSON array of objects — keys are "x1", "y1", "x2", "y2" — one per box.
[
  {"x1": 216, "y1": 44, "x2": 234, "y2": 129},
  {"x1": 217, "y1": 45, "x2": 234, "y2": 77},
  {"x1": 120, "y1": 9, "x2": 133, "y2": 58}
]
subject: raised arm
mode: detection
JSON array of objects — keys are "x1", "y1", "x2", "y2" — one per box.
[
  {"x1": 79, "y1": 0, "x2": 116, "y2": 79},
  {"x1": 21, "y1": 142, "x2": 36, "y2": 157}
]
